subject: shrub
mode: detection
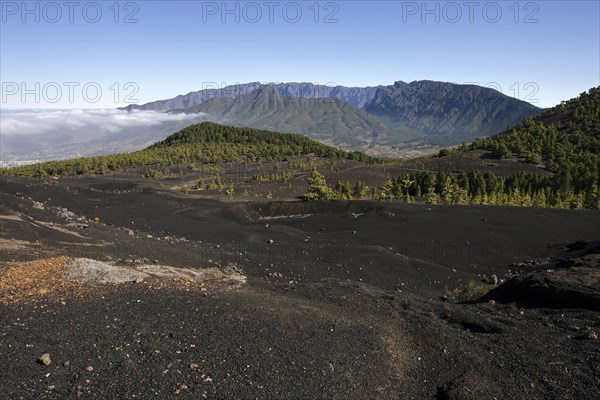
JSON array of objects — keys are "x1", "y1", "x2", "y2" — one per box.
[{"x1": 449, "y1": 280, "x2": 495, "y2": 301}]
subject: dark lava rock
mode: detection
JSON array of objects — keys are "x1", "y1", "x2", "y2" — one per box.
[{"x1": 483, "y1": 241, "x2": 600, "y2": 310}]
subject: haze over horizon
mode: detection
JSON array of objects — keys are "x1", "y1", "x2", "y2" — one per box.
[{"x1": 1, "y1": 1, "x2": 598, "y2": 109}]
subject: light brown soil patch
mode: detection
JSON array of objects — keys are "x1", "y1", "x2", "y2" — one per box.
[{"x1": 0, "y1": 257, "x2": 246, "y2": 306}]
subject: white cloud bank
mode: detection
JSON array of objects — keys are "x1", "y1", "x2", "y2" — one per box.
[{"x1": 0, "y1": 109, "x2": 204, "y2": 136}]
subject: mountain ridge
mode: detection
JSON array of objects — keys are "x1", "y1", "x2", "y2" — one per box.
[
  {"x1": 123, "y1": 82, "x2": 382, "y2": 112},
  {"x1": 179, "y1": 85, "x2": 395, "y2": 150}
]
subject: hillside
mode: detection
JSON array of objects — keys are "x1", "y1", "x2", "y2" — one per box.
[
  {"x1": 0, "y1": 122, "x2": 379, "y2": 178},
  {"x1": 473, "y1": 86, "x2": 600, "y2": 162},
  {"x1": 181, "y1": 86, "x2": 398, "y2": 149},
  {"x1": 365, "y1": 80, "x2": 542, "y2": 143},
  {"x1": 396, "y1": 87, "x2": 600, "y2": 208}
]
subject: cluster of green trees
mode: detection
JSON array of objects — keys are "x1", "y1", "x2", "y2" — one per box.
[
  {"x1": 286, "y1": 159, "x2": 318, "y2": 172},
  {"x1": 304, "y1": 171, "x2": 414, "y2": 203},
  {"x1": 408, "y1": 170, "x2": 597, "y2": 208},
  {"x1": 304, "y1": 169, "x2": 598, "y2": 208},
  {"x1": 0, "y1": 122, "x2": 381, "y2": 178},
  {"x1": 194, "y1": 175, "x2": 224, "y2": 191}
]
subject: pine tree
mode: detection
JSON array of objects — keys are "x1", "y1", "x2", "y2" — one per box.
[
  {"x1": 354, "y1": 181, "x2": 367, "y2": 199},
  {"x1": 379, "y1": 180, "x2": 395, "y2": 201},
  {"x1": 452, "y1": 184, "x2": 469, "y2": 205},
  {"x1": 370, "y1": 187, "x2": 379, "y2": 200},
  {"x1": 441, "y1": 176, "x2": 454, "y2": 204},
  {"x1": 424, "y1": 188, "x2": 439, "y2": 204},
  {"x1": 585, "y1": 182, "x2": 599, "y2": 209},
  {"x1": 533, "y1": 189, "x2": 547, "y2": 207},
  {"x1": 471, "y1": 190, "x2": 483, "y2": 205},
  {"x1": 574, "y1": 192, "x2": 585, "y2": 209},
  {"x1": 304, "y1": 169, "x2": 333, "y2": 200},
  {"x1": 415, "y1": 184, "x2": 422, "y2": 197}
]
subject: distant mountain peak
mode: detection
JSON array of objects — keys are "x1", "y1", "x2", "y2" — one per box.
[{"x1": 365, "y1": 81, "x2": 541, "y2": 140}]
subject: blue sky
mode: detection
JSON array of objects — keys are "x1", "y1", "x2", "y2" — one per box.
[{"x1": 1, "y1": 0, "x2": 598, "y2": 108}]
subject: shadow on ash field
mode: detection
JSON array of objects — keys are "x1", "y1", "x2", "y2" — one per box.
[{"x1": 1, "y1": 175, "x2": 599, "y2": 399}]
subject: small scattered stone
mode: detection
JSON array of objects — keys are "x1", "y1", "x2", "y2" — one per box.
[
  {"x1": 588, "y1": 331, "x2": 599, "y2": 340},
  {"x1": 489, "y1": 274, "x2": 498, "y2": 285},
  {"x1": 86, "y1": 366, "x2": 94, "y2": 372},
  {"x1": 63, "y1": 361, "x2": 70, "y2": 367},
  {"x1": 189, "y1": 363, "x2": 199, "y2": 370},
  {"x1": 38, "y1": 353, "x2": 51, "y2": 366},
  {"x1": 321, "y1": 362, "x2": 335, "y2": 375},
  {"x1": 488, "y1": 300, "x2": 496, "y2": 305}
]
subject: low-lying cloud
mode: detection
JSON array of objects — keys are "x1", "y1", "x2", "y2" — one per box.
[
  {"x1": 1, "y1": 108, "x2": 204, "y2": 136},
  {"x1": 1, "y1": 108, "x2": 209, "y2": 164}
]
